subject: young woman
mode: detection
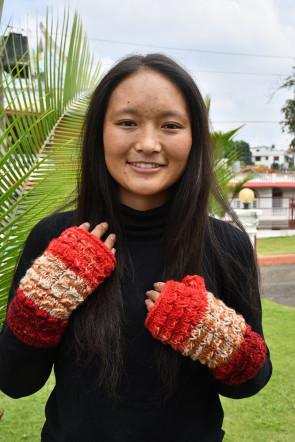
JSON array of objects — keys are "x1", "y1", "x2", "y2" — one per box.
[{"x1": 0, "y1": 54, "x2": 272, "y2": 441}]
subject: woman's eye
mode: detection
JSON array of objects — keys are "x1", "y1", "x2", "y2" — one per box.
[
  {"x1": 163, "y1": 123, "x2": 181, "y2": 129},
  {"x1": 117, "y1": 120, "x2": 136, "y2": 127}
]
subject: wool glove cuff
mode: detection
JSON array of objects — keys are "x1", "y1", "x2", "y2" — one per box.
[
  {"x1": 7, "y1": 227, "x2": 116, "y2": 348},
  {"x1": 145, "y1": 275, "x2": 267, "y2": 385}
]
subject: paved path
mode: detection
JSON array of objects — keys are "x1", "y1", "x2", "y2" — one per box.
[
  {"x1": 258, "y1": 254, "x2": 295, "y2": 266},
  {"x1": 260, "y1": 263, "x2": 295, "y2": 308}
]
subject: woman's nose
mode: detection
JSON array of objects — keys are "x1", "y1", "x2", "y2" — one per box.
[{"x1": 134, "y1": 125, "x2": 162, "y2": 154}]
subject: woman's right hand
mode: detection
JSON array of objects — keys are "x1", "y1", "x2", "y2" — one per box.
[
  {"x1": 79, "y1": 222, "x2": 116, "y2": 255},
  {"x1": 7, "y1": 223, "x2": 117, "y2": 349}
]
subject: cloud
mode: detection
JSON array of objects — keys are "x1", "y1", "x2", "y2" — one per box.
[{"x1": 2, "y1": 0, "x2": 295, "y2": 148}]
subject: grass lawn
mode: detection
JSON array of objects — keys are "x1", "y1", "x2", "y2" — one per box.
[
  {"x1": 221, "y1": 300, "x2": 295, "y2": 441},
  {"x1": 0, "y1": 300, "x2": 294, "y2": 441},
  {"x1": 0, "y1": 373, "x2": 54, "y2": 440},
  {"x1": 257, "y1": 235, "x2": 295, "y2": 256}
]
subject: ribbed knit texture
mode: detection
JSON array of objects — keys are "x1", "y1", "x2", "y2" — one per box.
[
  {"x1": 145, "y1": 274, "x2": 267, "y2": 384},
  {"x1": 7, "y1": 227, "x2": 116, "y2": 347}
]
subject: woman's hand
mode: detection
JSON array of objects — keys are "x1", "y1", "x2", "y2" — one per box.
[
  {"x1": 145, "y1": 282, "x2": 165, "y2": 312},
  {"x1": 79, "y1": 222, "x2": 116, "y2": 255},
  {"x1": 7, "y1": 223, "x2": 117, "y2": 348}
]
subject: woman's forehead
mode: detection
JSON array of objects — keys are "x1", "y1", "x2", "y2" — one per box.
[{"x1": 106, "y1": 69, "x2": 190, "y2": 118}]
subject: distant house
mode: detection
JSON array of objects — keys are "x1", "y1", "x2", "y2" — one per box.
[
  {"x1": 229, "y1": 171, "x2": 295, "y2": 230},
  {"x1": 251, "y1": 145, "x2": 290, "y2": 171}
]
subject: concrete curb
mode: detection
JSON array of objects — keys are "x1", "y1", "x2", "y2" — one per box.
[{"x1": 257, "y1": 254, "x2": 295, "y2": 266}]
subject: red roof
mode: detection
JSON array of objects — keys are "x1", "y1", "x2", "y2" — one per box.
[{"x1": 228, "y1": 181, "x2": 295, "y2": 188}]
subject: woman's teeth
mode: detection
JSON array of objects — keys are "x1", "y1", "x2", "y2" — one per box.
[{"x1": 130, "y1": 162, "x2": 160, "y2": 168}]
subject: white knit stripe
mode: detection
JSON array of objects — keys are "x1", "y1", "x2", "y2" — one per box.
[
  {"x1": 182, "y1": 292, "x2": 247, "y2": 368},
  {"x1": 19, "y1": 251, "x2": 92, "y2": 319}
]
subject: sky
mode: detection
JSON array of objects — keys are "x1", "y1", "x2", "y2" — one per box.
[{"x1": 2, "y1": 0, "x2": 295, "y2": 150}]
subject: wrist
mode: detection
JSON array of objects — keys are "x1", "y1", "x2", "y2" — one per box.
[{"x1": 7, "y1": 226, "x2": 116, "y2": 347}]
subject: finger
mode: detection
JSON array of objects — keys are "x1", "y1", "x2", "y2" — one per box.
[
  {"x1": 104, "y1": 233, "x2": 116, "y2": 250},
  {"x1": 153, "y1": 282, "x2": 165, "y2": 292},
  {"x1": 146, "y1": 289, "x2": 160, "y2": 303},
  {"x1": 90, "y1": 222, "x2": 109, "y2": 240},
  {"x1": 145, "y1": 298, "x2": 155, "y2": 312},
  {"x1": 79, "y1": 222, "x2": 90, "y2": 231}
]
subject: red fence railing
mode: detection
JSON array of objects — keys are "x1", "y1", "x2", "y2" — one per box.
[{"x1": 231, "y1": 197, "x2": 295, "y2": 230}]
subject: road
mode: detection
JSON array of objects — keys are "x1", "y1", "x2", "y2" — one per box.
[{"x1": 260, "y1": 263, "x2": 295, "y2": 308}]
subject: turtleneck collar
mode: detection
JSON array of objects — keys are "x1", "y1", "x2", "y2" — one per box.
[{"x1": 120, "y1": 202, "x2": 170, "y2": 244}]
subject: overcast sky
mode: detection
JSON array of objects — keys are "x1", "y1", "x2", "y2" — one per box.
[{"x1": 2, "y1": 0, "x2": 295, "y2": 150}]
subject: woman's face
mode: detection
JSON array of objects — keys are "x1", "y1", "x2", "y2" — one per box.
[{"x1": 103, "y1": 69, "x2": 192, "y2": 210}]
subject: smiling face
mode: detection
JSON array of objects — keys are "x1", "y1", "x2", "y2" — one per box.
[{"x1": 103, "y1": 69, "x2": 192, "y2": 210}]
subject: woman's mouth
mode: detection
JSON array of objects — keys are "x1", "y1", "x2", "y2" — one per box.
[{"x1": 128, "y1": 162, "x2": 164, "y2": 173}]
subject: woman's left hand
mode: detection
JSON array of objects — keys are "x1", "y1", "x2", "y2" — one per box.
[{"x1": 145, "y1": 282, "x2": 165, "y2": 312}]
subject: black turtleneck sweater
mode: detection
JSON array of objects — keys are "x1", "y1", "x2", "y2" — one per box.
[{"x1": 0, "y1": 205, "x2": 272, "y2": 442}]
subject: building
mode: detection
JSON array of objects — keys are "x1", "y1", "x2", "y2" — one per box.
[
  {"x1": 229, "y1": 171, "x2": 295, "y2": 230},
  {"x1": 251, "y1": 145, "x2": 290, "y2": 170}
]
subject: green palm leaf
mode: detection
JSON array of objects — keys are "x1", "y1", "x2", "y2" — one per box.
[
  {"x1": 204, "y1": 96, "x2": 250, "y2": 216},
  {"x1": 0, "y1": 8, "x2": 101, "y2": 324}
]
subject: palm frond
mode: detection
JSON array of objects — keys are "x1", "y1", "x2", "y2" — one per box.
[
  {"x1": 0, "y1": 9, "x2": 101, "y2": 324},
  {"x1": 204, "y1": 95, "x2": 246, "y2": 216},
  {"x1": 210, "y1": 127, "x2": 244, "y2": 217}
]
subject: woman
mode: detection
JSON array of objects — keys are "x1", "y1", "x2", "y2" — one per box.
[{"x1": 0, "y1": 54, "x2": 272, "y2": 441}]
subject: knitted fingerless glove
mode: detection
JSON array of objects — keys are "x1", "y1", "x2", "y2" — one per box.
[
  {"x1": 7, "y1": 227, "x2": 116, "y2": 348},
  {"x1": 145, "y1": 275, "x2": 267, "y2": 385}
]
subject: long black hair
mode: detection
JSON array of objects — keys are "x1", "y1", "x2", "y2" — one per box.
[{"x1": 71, "y1": 53, "x2": 261, "y2": 397}]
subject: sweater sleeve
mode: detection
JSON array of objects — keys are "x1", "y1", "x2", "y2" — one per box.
[
  {"x1": 145, "y1": 275, "x2": 267, "y2": 386},
  {"x1": 0, "y1": 214, "x2": 115, "y2": 398},
  {"x1": 7, "y1": 227, "x2": 116, "y2": 348}
]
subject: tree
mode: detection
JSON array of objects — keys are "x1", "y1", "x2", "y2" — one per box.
[
  {"x1": 218, "y1": 138, "x2": 252, "y2": 165},
  {"x1": 280, "y1": 66, "x2": 295, "y2": 152},
  {"x1": 231, "y1": 140, "x2": 252, "y2": 165},
  {"x1": 0, "y1": 6, "x2": 101, "y2": 324}
]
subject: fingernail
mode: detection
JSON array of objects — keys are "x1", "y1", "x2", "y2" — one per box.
[
  {"x1": 84, "y1": 222, "x2": 90, "y2": 228},
  {"x1": 110, "y1": 234, "x2": 116, "y2": 240},
  {"x1": 101, "y1": 222, "x2": 108, "y2": 228},
  {"x1": 111, "y1": 248, "x2": 116, "y2": 255}
]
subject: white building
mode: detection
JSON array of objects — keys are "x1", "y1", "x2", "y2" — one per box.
[
  {"x1": 251, "y1": 145, "x2": 290, "y2": 170},
  {"x1": 229, "y1": 172, "x2": 295, "y2": 230}
]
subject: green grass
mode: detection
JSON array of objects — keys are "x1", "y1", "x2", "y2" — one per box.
[
  {"x1": 0, "y1": 300, "x2": 294, "y2": 441},
  {"x1": 222, "y1": 300, "x2": 295, "y2": 441},
  {"x1": 0, "y1": 375, "x2": 54, "y2": 440},
  {"x1": 257, "y1": 236, "x2": 295, "y2": 256}
]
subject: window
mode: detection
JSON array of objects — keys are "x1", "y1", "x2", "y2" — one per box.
[
  {"x1": 272, "y1": 188, "x2": 282, "y2": 212},
  {"x1": 256, "y1": 156, "x2": 261, "y2": 161},
  {"x1": 274, "y1": 156, "x2": 279, "y2": 161},
  {"x1": 265, "y1": 156, "x2": 268, "y2": 160}
]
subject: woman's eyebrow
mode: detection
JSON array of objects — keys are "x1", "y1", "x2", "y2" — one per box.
[
  {"x1": 111, "y1": 108, "x2": 189, "y2": 121},
  {"x1": 157, "y1": 110, "x2": 189, "y2": 121},
  {"x1": 111, "y1": 107, "x2": 138, "y2": 117}
]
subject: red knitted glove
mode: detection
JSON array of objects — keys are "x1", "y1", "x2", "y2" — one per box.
[
  {"x1": 7, "y1": 227, "x2": 116, "y2": 348},
  {"x1": 145, "y1": 275, "x2": 267, "y2": 385}
]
